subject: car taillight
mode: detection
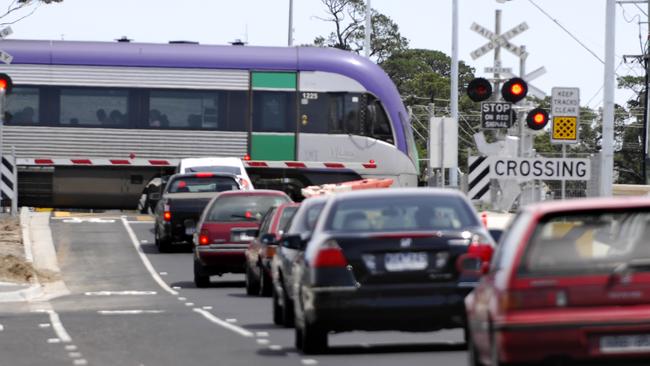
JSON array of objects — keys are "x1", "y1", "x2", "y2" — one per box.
[
  {"x1": 199, "y1": 228, "x2": 210, "y2": 246},
  {"x1": 313, "y1": 240, "x2": 348, "y2": 268},
  {"x1": 500, "y1": 289, "x2": 566, "y2": 311},
  {"x1": 163, "y1": 211, "x2": 171, "y2": 222},
  {"x1": 467, "y1": 234, "x2": 494, "y2": 263}
]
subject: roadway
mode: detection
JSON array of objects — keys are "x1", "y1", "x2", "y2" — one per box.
[{"x1": 0, "y1": 212, "x2": 467, "y2": 366}]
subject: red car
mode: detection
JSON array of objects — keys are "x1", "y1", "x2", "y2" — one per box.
[
  {"x1": 192, "y1": 190, "x2": 292, "y2": 288},
  {"x1": 466, "y1": 197, "x2": 650, "y2": 365},
  {"x1": 244, "y1": 202, "x2": 300, "y2": 296}
]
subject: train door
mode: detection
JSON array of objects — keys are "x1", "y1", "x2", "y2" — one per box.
[{"x1": 249, "y1": 71, "x2": 297, "y2": 161}]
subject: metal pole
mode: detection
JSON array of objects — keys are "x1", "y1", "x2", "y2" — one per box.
[
  {"x1": 562, "y1": 144, "x2": 566, "y2": 200},
  {"x1": 449, "y1": 0, "x2": 459, "y2": 188},
  {"x1": 600, "y1": 0, "x2": 616, "y2": 197},
  {"x1": 441, "y1": 112, "x2": 445, "y2": 188},
  {"x1": 641, "y1": 1, "x2": 650, "y2": 184},
  {"x1": 0, "y1": 89, "x2": 4, "y2": 212},
  {"x1": 493, "y1": 10, "x2": 502, "y2": 100},
  {"x1": 11, "y1": 145, "x2": 16, "y2": 215},
  {"x1": 427, "y1": 104, "x2": 434, "y2": 186},
  {"x1": 519, "y1": 45, "x2": 526, "y2": 157},
  {"x1": 364, "y1": 0, "x2": 371, "y2": 57},
  {"x1": 288, "y1": 0, "x2": 294, "y2": 46}
]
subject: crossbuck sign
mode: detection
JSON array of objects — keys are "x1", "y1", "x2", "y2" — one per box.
[{"x1": 470, "y1": 22, "x2": 529, "y2": 60}]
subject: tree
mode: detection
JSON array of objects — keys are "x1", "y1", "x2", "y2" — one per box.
[
  {"x1": 1, "y1": 0, "x2": 62, "y2": 26},
  {"x1": 381, "y1": 49, "x2": 477, "y2": 176},
  {"x1": 614, "y1": 75, "x2": 646, "y2": 184},
  {"x1": 313, "y1": 0, "x2": 408, "y2": 63}
]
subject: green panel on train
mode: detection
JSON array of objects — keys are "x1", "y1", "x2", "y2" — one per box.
[{"x1": 250, "y1": 71, "x2": 297, "y2": 160}]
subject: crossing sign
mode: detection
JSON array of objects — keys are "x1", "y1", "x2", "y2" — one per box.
[
  {"x1": 551, "y1": 87, "x2": 580, "y2": 144},
  {"x1": 470, "y1": 22, "x2": 529, "y2": 60}
]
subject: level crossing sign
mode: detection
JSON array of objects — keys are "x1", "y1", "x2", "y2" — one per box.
[
  {"x1": 470, "y1": 22, "x2": 529, "y2": 60},
  {"x1": 551, "y1": 87, "x2": 580, "y2": 144}
]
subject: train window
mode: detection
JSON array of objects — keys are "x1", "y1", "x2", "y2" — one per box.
[
  {"x1": 5, "y1": 87, "x2": 40, "y2": 125},
  {"x1": 60, "y1": 88, "x2": 128, "y2": 127},
  {"x1": 328, "y1": 93, "x2": 362, "y2": 134},
  {"x1": 252, "y1": 91, "x2": 296, "y2": 133},
  {"x1": 149, "y1": 90, "x2": 227, "y2": 130},
  {"x1": 366, "y1": 95, "x2": 393, "y2": 144}
]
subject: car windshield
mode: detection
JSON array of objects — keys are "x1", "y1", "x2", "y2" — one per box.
[
  {"x1": 186, "y1": 166, "x2": 241, "y2": 175},
  {"x1": 168, "y1": 176, "x2": 239, "y2": 193},
  {"x1": 325, "y1": 195, "x2": 478, "y2": 232},
  {"x1": 207, "y1": 195, "x2": 289, "y2": 222},
  {"x1": 520, "y1": 210, "x2": 650, "y2": 275}
]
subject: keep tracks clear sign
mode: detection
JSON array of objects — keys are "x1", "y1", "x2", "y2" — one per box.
[{"x1": 487, "y1": 157, "x2": 590, "y2": 181}]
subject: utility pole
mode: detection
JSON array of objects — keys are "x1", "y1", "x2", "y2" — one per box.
[
  {"x1": 493, "y1": 10, "x2": 502, "y2": 101},
  {"x1": 645, "y1": 0, "x2": 650, "y2": 183},
  {"x1": 364, "y1": 0, "x2": 371, "y2": 57},
  {"x1": 601, "y1": 0, "x2": 616, "y2": 197},
  {"x1": 449, "y1": 0, "x2": 459, "y2": 187},
  {"x1": 288, "y1": 0, "x2": 294, "y2": 46}
]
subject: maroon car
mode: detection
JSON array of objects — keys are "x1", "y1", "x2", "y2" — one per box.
[
  {"x1": 245, "y1": 202, "x2": 300, "y2": 296},
  {"x1": 192, "y1": 190, "x2": 292, "y2": 288},
  {"x1": 466, "y1": 197, "x2": 650, "y2": 365}
]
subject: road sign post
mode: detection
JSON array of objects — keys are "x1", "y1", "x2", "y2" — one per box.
[{"x1": 551, "y1": 87, "x2": 580, "y2": 199}]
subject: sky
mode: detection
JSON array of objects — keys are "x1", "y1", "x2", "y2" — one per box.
[{"x1": 4, "y1": 0, "x2": 648, "y2": 111}]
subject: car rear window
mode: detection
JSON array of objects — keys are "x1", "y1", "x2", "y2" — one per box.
[
  {"x1": 207, "y1": 195, "x2": 290, "y2": 222},
  {"x1": 520, "y1": 210, "x2": 650, "y2": 276},
  {"x1": 168, "y1": 176, "x2": 239, "y2": 193},
  {"x1": 325, "y1": 195, "x2": 479, "y2": 232},
  {"x1": 186, "y1": 166, "x2": 241, "y2": 175}
]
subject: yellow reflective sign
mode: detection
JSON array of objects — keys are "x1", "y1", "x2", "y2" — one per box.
[{"x1": 552, "y1": 116, "x2": 577, "y2": 140}]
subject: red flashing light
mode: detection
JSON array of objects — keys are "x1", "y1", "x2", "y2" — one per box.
[
  {"x1": 369, "y1": 159, "x2": 375, "y2": 164},
  {"x1": 163, "y1": 211, "x2": 172, "y2": 222},
  {"x1": 510, "y1": 83, "x2": 524, "y2": 96},
  {"x1": 0, "y1": 79, "x2": 8, "y2": 91},
  {"x1": 526, "y1": 108, "x2": 549, "y2": 131},
  {"x1": 243, "y1": 154, "x2": 251, "y2": 161},
  {"x1": 501, "y1": 77, "x2": 528, "y2": 103},
  {"x1": 0, "y1": 74, "x2": 13, "y2": 94},
  {"x1": 533, "y1": 113, "x2": 545, "y2": 124}
]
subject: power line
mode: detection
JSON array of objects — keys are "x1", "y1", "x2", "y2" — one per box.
[{"x1": 527, "y1": 0, "x2": 604, "y2": 64}]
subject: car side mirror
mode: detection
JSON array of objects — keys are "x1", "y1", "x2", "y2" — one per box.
[
  {"x1": 282, "y1": 234, "x2": 307, "y2": 250},
  {"x1": 261, "y1": 233, "x2": 276, "y2": 245}
]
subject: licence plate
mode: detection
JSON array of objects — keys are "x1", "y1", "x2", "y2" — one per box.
[
  {"x1": 231, "y1": 231, "x2": 256, "y2": 242},
  {"x1": 384, "y1": 252, "x2": 428, "y2": 272},
  {"x1": 600, "y1": 334, "x2": 650, "y2": 354}
]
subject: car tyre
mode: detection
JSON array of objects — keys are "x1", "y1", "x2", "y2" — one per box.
[
  {"x1": 282, "y1": 283, "x2": 295, "y2": 327},
  {"x1": 259, "y1": 264, "x2": 272, "y2": 297},
  {"x1": 245, "y1": 263, "x2": 260, "y2": 295},
  {"x1": 155, "y1": 227, "x2": 171, "y2": 253},
  {"x1": 272, "y1": 287, "x2": 283, "y2": 326},
  {"x1": 193, "y1": 258, "x2": 210, "y2": 288},
  {"x1": 294, "y1": 324, "x2": 304, "y2": 350},
  {"x1": 300, "y1": 320, "x2": 327, "y2": 354},
  {"x1": 467, "y1": 330, "x2": 483, "y2": 366}
]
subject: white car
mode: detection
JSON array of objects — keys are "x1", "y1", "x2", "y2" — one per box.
[{"x1": 176, "y1": 157, "x2": 254, "y2": 190}]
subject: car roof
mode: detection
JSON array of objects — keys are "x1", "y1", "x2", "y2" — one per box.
[
  {"x1": 215, "y1": 189, "x2": 289, "y2": 197},
  {"x1": 328, "y1": 187, "x2": 466, "y2": 202},
  {"x1": 169, "y1": 172, "x2": 238, "y2": 180},
  {"x1": 180, "y1": 157, "x2": 243, "y2": 166},
  {"x1": 523, "y1": 196, "x2": 650, "y2": 216}
]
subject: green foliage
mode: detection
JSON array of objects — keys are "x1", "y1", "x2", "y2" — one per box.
[{"x1": 313, "y1": 0, "x2": 408, "y2": 63}]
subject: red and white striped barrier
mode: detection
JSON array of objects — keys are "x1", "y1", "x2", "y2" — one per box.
[{"x1": 301, "y1": 178, "x2": 394, "y2": 198}]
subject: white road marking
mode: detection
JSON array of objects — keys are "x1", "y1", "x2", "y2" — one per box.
[
  {"x1": 202, "y1": 306, "x2": 213, "y2": 310},
  {"x1": 269, "y1": 345, "x2": 283, "y2": 351},
  {"x1": 73, "y1": 359, "x2": 88, "y2": 365},
  {"x1": 301, "y1": 359, "x2": 318, "y2": 365},
  {"x1": 38, "y1": 323, "x2": 51, "y2": 328},
  {"x1": 159, "y1": 272, "x2": 168, "y2": 276},
  {"x1": 120, "y1": 217, "x2": 178, "y2": 296},
  {"x1": 68, "y1": 352, "x2": 82, "y2": 358},
  {"x1": 256, "y1": 331, "x2": 269, "y2": 337},
  {"x1": 178, "y1": 297, "x2": 187, "y2": 301},
  {"x1": 97, "y1": 310, "x2": 165, "y2": 315},
  {"x1": 126, "y1": 221, "x2": 154, "y2": 224},
  {"x1": 62, "y1": 218, "x2": 115, "y2": 223},
  {"x1": 172, "y1": 286, "x2": 181, "y2": 290},
  {"x1": 140, "y1": 240, "x2": 148, "y2": 243},
  {"x1": 36, "y1": 310, "x2": 72, "y2": 343},
  {"x1": 192, "y1": 308, "x2": 253, "y2": 338},
  {"x1": 256, "y1": 338, "x2": 269, "y2": 345},
  {"x1": 226, "y1": 318, "x2": 237, "y2": 323},
  {"x1": 185, "y1": 302, "x2": 194, "y2": 307},
  {"x1": 84, "y1": 290, "x2": 156, "y2": 296},
  {"x1": 47, "y1": 338, "x2": 61, "y2": 343},
  {"x1": 65, "y1": 345, "x2": 78, "y2": 351},
  {"x1": 0, "y1": 324, "x2": 3, "y2": 331}
]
